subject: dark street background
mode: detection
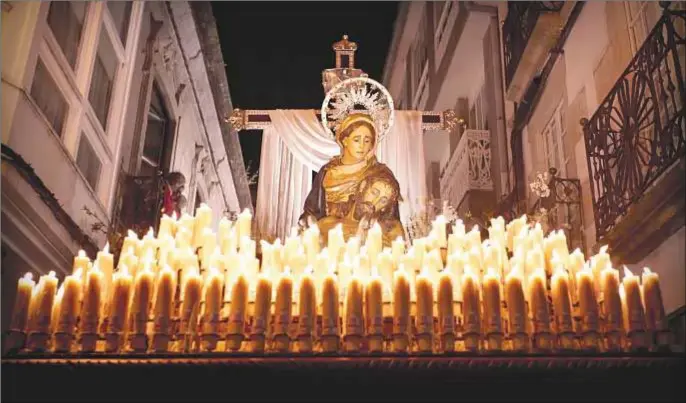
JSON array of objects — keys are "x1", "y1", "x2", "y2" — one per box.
[{"x1": 212, "y1": 2, "x2": 399, "y2": 183}]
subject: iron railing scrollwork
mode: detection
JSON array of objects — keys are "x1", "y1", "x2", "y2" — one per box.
[
  {"x1": 582, "y1": 5, "x2": 686, "y2": 241},
  {"x1": 531, "y1": 168, "x2": 586, "y2": 253},
  {"x1": 503, "y1": 1, "x2": 564, "y2": 88}
]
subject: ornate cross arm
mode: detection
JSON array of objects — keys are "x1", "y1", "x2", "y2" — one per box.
[{"x1": 227, "y1": 109, "x2": 461, "y2": 133}]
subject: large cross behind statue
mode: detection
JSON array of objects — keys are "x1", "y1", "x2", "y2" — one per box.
[{"x1": 227, "y1": 36, "x2": 459, "y2": 241}]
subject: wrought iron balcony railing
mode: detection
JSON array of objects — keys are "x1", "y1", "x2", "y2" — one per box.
[
  {"x1": 582, "y1": 5, "x2": 686, "y2": 241},
  {"x1": 530, "y1": 168, "x2": 586, "y2": 253},
  {"x1": 503, "y1": 1, "x2": 564, "y2": 88},
  {"x1": 439, "y1": 129, "x2": 493, "y2": 209}
]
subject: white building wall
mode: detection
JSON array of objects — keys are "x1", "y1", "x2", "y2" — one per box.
[{"x1": 1, "y1": 1, "x2": 242, "y2": 272}]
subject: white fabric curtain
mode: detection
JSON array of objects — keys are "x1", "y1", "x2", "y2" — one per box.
[
  {"x1": 377, "y1": 110, "x2": 428, "y2": 225},
  {"x1": 255, "y1": 110, "x2": 427, "y2": 241}
]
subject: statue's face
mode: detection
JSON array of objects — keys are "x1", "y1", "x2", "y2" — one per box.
[{"x1": 341, "y1": 125, "x2": 374, "y2": 163}]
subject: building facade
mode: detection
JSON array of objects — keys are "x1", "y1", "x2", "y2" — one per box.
[
  {"x1": 1, "y1": 1, "x2": 251, "y2": 332},
  {"x1": 383, "y1": 1, "x2": 684, "y2": 323}
]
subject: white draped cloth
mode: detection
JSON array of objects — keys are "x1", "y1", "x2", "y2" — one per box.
[{"x1": 255, "y1": 109, "x2": 427, "y2": 241}]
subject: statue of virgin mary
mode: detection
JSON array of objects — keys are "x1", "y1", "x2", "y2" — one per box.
[{"x1": 299, "y1": 113, "x2": 405, "y2": 246}]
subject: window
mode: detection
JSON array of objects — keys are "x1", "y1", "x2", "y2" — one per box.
[
  {"x1": 624, "y1": 1, "x2": 662, "y2": 54},
  {"x1": 30, "y1": 59, "x2": 68, "y2": 137},
  {"x1": 76, "y1": 133, "x2": 102, "y2": 191},
  {"x1": 47, "y1": 2, "x2": 87, "y2": 70},
  {"x1": 107, "y1": 1, "x2": 133, "y2": 45},
  {"x1": 540, "y1": 102, "x2": 568, "y2": 176},
  {"x1": 89, "y1": 29, "x2": 119, "y2": 131},
  {"x1": 139, "y1": 83, "x2": 171, "y2": 176},
  {"x1": 467, "y1": 84, "x2": 488, "y2": 130}
]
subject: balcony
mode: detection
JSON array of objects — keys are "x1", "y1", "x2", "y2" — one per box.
[
  {"x1": 439, "y1": 129, "x2": 494, "y2": 215},
  {"x1": 530, "y1": 168, "x2": 586, "y2": 253},
  {"x1": 581, "y1": 6, "x2": 686, "y2": 262},
  {"x1": 503, "y1": 1, "x2": 565, "y2": 102}
]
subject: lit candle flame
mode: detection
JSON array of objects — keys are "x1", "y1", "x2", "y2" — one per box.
[
  {"x1": 78, "y1": 250, "x2": 87, "y2": 259},
  {"x1": 103, "y1": 242, "x2": 110, "y2": 255},
  {"x1": 23, "y1": 272, "x2": 34, "y2": 281},
  {"x1": 48, "y1": 270, "x2": 56, "y2": 278},
  {"x1": 599, "y1": 245, "x2": 609, "y2": 254},
  {"x1": 643, "y1": 267, "x2": 652, "y2": 275}
]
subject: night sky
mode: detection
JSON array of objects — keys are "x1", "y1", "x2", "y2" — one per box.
[{"x1": 211, "y1": 2, "x2": 399, "y2": 179}]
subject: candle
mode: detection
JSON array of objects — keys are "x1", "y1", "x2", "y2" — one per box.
[
  {"x1": 505, "y1": 266, "x2": 528, "y2": 349},
  {"x1": 415, "y1": 266, "x2": 434, "y2": 351},
  {"x1": 525, "y1": 246, "x2": 545, "y2": 279},
  {"x1": 304, "y1": 225, "x2": 321, "y2": 267},
  {"x1": 377, "y1": 250, "x2": 394, "y2": 303},
  {"x1": 391, "y1": 236, "x2": 405, "y2": 264},
  {"x1": 200, "y1": 267, "x2": 222, "y2": 350},
  {"x1": 576, "y1": 264, "x2": 600, "y2": 338},
  {"x1": 28, "y1": 271, "x2": 58, "y2": 336},
  {"x1": 365, "y1": 268, "x2": 384, "y2": 352},
  {"x1": 622, "y1": 266, "x2": 646, "y2": 335},
  {"x1": 437, "y1": 270, "x2": 455, "y2": 351},
  {"x1": 179, "y1": 268, "x2": 202, "y2": 336},
  {"x1": 466, "y1": 226, "x2": 482, "y2": 254},
  {"x1": 328, "y1": 224, "x2": 345, "y2": 265},
  {"x1": 432, "y1": 215, "x2": 448, "y2": 249},
  {"x1": 528, "y1": 269, "x2": 552, "y2": 338},
  {"x1": 220, "y1": 227, "x2": 238, "y2": 256},
  {"x1": 273, "y1": 267, "x2": 293, "y2": 351},
  {"x1": 365, "y1": 222, "x2": 383, "y2": 268},
  {"x1": 489, "y1": 217, "x2": 506, "y2": 249},
  {"x1": 425, "y1": 249, "x2": 443, "y2": 286},
  {"x1": 73, "y1": 250, "x2": 90, "y2": 275},
  {"x1": 218, "y1": 216, "x2": 233, "y2": 243},
  {"x1": 338, "y1": 260, "x2": 353, "y2": 299},
  {"x1": 107, "y1": 266, "x2": 133, "y2": 331},
  {"x1": 344, "y1": 274, "x2": 364, "y2": 351},
  {"x1": 345, "y1": 236, "x2": 361, "y2": 262},
  {"x1": 130, "y1": 263, "x2": 154, "y2": 336},
  {"x1": 482, "y1": 267, "x2": 503, "y2": 345},
  {"x1": 551, "y1": 257, "x2": 575, "y2": 346},
  {"x1": 10, "y1": 273, "x2": 35, "y2": 332},
  {"x1": 153, "y1": 265, "x2": 175, "y2": 345},
  {"x1": 252, "y1": 273, "x2": 272, "y2": 339},
  {"x1": 565, "y1": 248, "x2": 585, "y2": 303},
  {"x1": 591, "y1": 245, "x2": 611, "y2": 295},
  {"x1": 158, "y1": 214, "x2": 176, "y2": 239},
  {"x1": 461, "y1": 265, "x2": 481, "y2": 350},
  {"x1": 392, "y1": 265, "x2": 411, "y2": 352},
  {"x1": 121, "y1": 231, "x2": 140, "y2": 258},
  {"x1": 226, "y1": 269, "x2": 249, "y2": 350},
  {"x1": 506, "y1": 214, "x2": 527, "y2": 252},
  {"x1": 297, "y1": 266, "x2": 317, "y2": 352},
  {"x1": 601, "y1": 266, "x2": 623, "y2": 335},
  {"x1": 193, "y1": 203, "x2": 213, "y2": 249},
  {"x1": 55, "y1": 269, "x2": 83, "y2": 336},
  {"x1": 96, "y1": 244, "x2": 114, "y2": 303},
  {"x1": 321, "y1": 268, "x2": 340, "y2": 352},
  {"x1": 200, "y1": 228, "x2": 217, "y2": 271},
  {"x1": 529, "y1": 222, "x2": 545, "y2": 250},
  {"x1": 642, "y1": 267, "x2": 666, "y2": 332},
  {"x1": 140, "y1": 228, "x2": 157, "y2": 259},
  {"x1": 236, "y1": 208, "x2": 252, "y2": 242}
]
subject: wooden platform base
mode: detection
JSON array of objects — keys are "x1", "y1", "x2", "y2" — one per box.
[{"x1": 2, "y1": 354, "x2": 684, "y2": 402}]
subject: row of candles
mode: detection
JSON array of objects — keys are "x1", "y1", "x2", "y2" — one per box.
[{"x1": 6, "y1": 205, "x2": 670, "y2": 354}]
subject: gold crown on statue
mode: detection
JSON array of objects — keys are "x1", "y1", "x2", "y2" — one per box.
[{"x1": 321, "y1": 77, "x2": 395, "y2": 143}]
